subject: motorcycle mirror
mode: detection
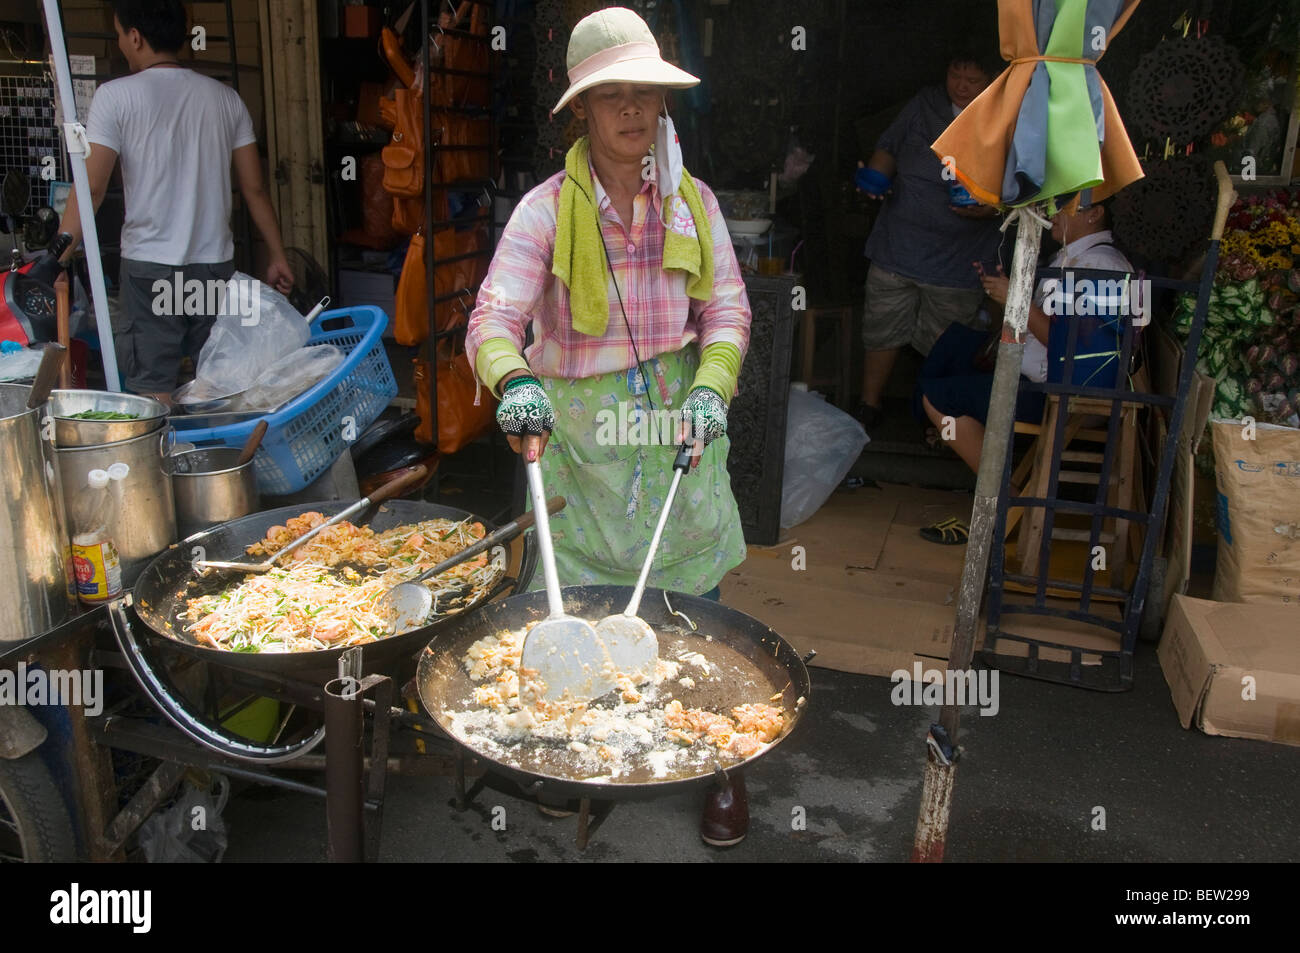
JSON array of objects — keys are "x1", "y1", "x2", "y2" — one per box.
[
  {"x1": 2, "y1": 169, "x2": 30, "y2": 220},
  {"x1": 24, "y1": 207, "x2": 58, "y2": 249}
]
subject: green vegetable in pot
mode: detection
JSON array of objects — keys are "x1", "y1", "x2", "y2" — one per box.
[{"x1": 66, "y1": 410, "x2": 141, "y2": 420}]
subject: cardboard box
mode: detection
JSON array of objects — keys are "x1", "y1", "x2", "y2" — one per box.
[
  {"x1": 1157, "y1": 326, "x2": 1216, "y2": 615},
  {"x1": 1158, "y1": 594, "x2": 1300, "y2": 746}
]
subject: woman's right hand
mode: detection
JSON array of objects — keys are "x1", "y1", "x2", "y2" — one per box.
[
  {"x1": 496, "y1": 373, "x2": 555, "y2": 462},
  {"x1": 980, "y1": 266, "x2": 1009, "y2": 306}
]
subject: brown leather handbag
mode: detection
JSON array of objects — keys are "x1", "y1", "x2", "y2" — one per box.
[
  {"x1": 382, "y1": 88, "x2": 427, "y2": 233},
  {"x1": 428, "y1": 1, "x2": 490, "y2": 108},
  {"x1": 394, "y1": 224, "x2": 486, "y2": 346},
  {"x1": 434, "y1": 223, "x2": 487, "y2": 331},
  {"x1": 340, "y1": 154, "x2": 402, "y2": 250},
  {"x1": 394, "y1": 232, "x2": 428, "y2": 346},
  {"x1": 413, "y1": 336, "x2": 497, "y2": 453},
  {"x1": 382, "y1": 88, "x2": 423, "y2": 198},
  {"x1": 431, "y1": 111, "x2": 491, "y2": 183}
]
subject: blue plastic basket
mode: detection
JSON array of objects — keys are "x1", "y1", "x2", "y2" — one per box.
[{"x1": 173, "y1": 306, "x2": 398, "y2": 495}]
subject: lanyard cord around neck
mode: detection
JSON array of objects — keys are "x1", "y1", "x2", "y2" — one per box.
[{"x1": 564, "y1": 173, "x2": 659, "y2": 420}]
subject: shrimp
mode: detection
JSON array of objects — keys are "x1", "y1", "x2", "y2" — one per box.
[
  {"x1": 724, "y1": 733, "x2": 764, "y2": 759},
  {"x1": 732, "y1": 703, "x2": 784, "y2": 742}
]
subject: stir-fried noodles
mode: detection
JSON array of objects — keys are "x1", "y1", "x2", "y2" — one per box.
[{"x1": 185, "y1": 513, "x2": 504, "y2": 653}]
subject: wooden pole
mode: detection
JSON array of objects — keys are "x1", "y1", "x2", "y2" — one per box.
[
  {"x1": 911, "y1": 205, "x2": 1045, "y2": 863},
  {"x1": 54, "y1": 272, "x2": 71, "y2": 389}
]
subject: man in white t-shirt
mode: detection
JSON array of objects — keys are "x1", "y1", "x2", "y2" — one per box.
[
  {"x1": 58, "y1": 0, "x2": 293, "y2": 400},
  {"x1": 914, "y1": 199, "x2": 1136, "y2": 544}
]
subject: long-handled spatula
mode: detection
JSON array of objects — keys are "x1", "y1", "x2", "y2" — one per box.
[
  {"x1": 593, "y1": 443, "x2": 693, "y2": 682},
  {"x1": 518, "y1": 460, "x2": 617, "y2": 702}
]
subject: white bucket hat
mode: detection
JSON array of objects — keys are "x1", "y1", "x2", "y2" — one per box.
[{"x1": 552, "y1": 6, "x2": 699, "y2": 115}]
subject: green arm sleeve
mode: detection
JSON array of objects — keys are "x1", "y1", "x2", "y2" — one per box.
[
  {"x1": 690, "y1": 341, "x2": 743, "y2": 404},
  {"x1": 475, "y1": 339, "x2": 533, "y2": 397}
]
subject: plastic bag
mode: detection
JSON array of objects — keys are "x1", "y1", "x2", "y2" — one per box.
[
  {"x1": 780, "y1": 387, "x2": 868, "y2": 529},
  {"x1": 229, "y1": 345, "x2": 344, "y2": 412},
  {"x1": 138, "y1": 774, "x2": 229, "y2": 863},
  {"x1": 173, "y1": 274, "x2": 309, "y2": 403},
  {"x1": 0, "y1": 343, "x2": 45, "y2": 381}
]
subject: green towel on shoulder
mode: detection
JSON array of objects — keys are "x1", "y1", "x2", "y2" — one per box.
[{"x1": 553, "y1": 135, "x2": 713, "y2": 337}]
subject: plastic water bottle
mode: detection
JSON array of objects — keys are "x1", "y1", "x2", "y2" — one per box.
[{"x1": 70, "y1": 463, "x2": 129, "y2": 603}]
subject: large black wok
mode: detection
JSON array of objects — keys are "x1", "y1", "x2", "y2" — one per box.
[
  {"x1": 107, "y1": 498, "x2": 535, "y2": 763},
  {"x1": 124, "y1": 498, "x2": 530, "y2": 675},
  {"x1": 416, "y1": 585, "x2": 811, "y2": 801}
]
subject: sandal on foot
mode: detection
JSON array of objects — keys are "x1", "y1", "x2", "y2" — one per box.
[{"x1": 919, "y1": 517, "x2": 969, "y2": 545}]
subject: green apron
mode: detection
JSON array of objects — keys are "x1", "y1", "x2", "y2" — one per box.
[{"x1": 525, "y1": 345, "x2": 747, "y2": 595}]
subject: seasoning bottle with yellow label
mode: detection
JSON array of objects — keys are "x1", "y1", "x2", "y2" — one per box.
[{"x1": 70, "y1": 463, "x2": 129, "y2": 604}]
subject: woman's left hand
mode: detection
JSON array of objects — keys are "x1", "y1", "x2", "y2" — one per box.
[{"x1": 677, "y1": 387, "x2": 728, "y2": 471}]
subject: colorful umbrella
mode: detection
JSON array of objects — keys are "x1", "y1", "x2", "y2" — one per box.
[{"x1": 911, "y1": 0, "x2": 1146, "y2": 863}]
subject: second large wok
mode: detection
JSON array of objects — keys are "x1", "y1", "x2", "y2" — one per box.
[{"x1": 417, "y1": 585, "x2": 812, "y2": 801}]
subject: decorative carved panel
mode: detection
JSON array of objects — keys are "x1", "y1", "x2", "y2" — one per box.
[{"x1": 728, "y1": 274, "x2": 795, "y2": 545}]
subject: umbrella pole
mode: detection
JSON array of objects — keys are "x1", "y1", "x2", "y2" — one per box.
[
  {"x1": 42, "y1": 0, "x2": 121, "y2": 391},
  {"x1": 911, "y1": 205, "x2": 1045, "y2": 862}
]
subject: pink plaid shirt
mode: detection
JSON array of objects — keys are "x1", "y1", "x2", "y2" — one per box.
[{"x1": 466, "y1": 158, "x2": 751, "y2": 387}]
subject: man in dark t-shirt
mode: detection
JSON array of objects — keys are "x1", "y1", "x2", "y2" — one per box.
[{"x1": 855, "y1": 54, "x2": 1003, "y2": 429}]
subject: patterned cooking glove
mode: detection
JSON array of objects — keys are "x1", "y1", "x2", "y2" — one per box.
[
  {"x1": 496, "y1": 375, "x2": 555, "y2": 436},
  {"x1": 680, "y1": 386, "x2": 728, "y2": 446}
]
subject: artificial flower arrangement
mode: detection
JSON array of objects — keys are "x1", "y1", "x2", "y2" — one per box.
[{"x1": 1172, "y1": 187, "x2": 1300, "y2": 427}]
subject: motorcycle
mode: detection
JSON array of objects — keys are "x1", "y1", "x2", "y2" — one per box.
[{"x1": 0, "y1": 169, "x2": 72, "y2": 348}]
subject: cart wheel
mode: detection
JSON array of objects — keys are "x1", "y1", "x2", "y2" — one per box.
[
  {"x1": 1139, "y1": 556, "x2": 1168, "y2": 644},
  {"x1": 0, "y1": 752, "x2": 77, "y2": 862}
]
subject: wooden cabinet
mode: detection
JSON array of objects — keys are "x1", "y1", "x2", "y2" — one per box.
[{"x1": 727, "y1": 273, "x2": 796, "y2": 545}]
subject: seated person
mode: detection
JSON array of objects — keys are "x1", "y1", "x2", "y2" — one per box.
[{"x1": 915, "y1": 197, "x2": 1137, "y2": 544}]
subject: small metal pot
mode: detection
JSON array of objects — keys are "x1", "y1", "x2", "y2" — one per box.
[
  {"x1": 55, "y1": 428, "x2": 177, "y2": 587},
  {"x1": 170, "y1": 446, "x2": 259, "y2": 540},
  {"x1": 50, "y1": 389, "x2": 167, "y2": 448}
]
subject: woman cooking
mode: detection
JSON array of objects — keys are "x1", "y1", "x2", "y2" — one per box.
[
  {"x1": 467, "y1": 7, "x2": 753, "y2": 845},
  {"x1": 467, "y1": 6, "x2": 750, "y2": 603}
]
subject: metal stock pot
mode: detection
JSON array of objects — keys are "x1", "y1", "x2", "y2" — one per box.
[
  {"x1": 54, "y1": 427, "x2": 177, "y2": 588},
  {"x1": 0, "y1": 383, "x2": 75, "y2": 642}
]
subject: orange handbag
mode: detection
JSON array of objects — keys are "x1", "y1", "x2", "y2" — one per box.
[
  {"x1": 434, "y1": 223, "x2": 487, "y2": 331},
  {"x1": 432, "y1": 112, "x2": 491, "y2": 183},
  {"x1": 394, "y1": 233, "x2": 427, "y2": 346},
  {"x1": 428, "y1": 1, "x2": 490, "y2": 108},
  {"x1": 413, "y1": 337, "x2": 496, "y2": 453},
  {"x1": 382, "y1": 88, "x2": 423, "y2": 198},
  {"x1": 394, "y1": 225, "x2": 485, "y2": 346}
]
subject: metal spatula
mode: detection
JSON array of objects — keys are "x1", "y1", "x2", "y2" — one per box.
[
  {"x1": 379, "y1": 495, "x2": 565, "y2": 634},
  {"x1": 518, "y1": 460, "x2": 616, "y2": 702},
  {"x1": 593, "y1": 443, "x2": 693, "y2": 682}
]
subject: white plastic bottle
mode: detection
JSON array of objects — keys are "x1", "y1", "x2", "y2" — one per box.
[{"x1": 70, "y1": 462, "x2": 129, "y2": 603}]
